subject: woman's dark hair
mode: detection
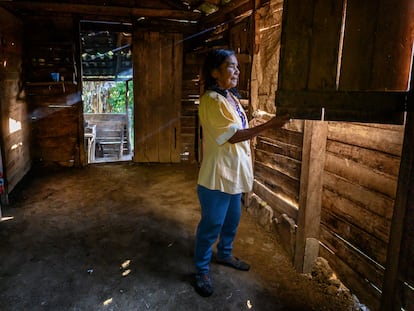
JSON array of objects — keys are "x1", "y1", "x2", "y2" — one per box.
[{"x1": 202, "y1": 49, "x2": 240, "y2": 98}]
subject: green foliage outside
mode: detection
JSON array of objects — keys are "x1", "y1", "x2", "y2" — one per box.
[
  {"x1": 82, "y1": 81, "x2": 133, "y2": 113},
  {"x1": 107, "y1": 81, "x2": 134, "y2": 113}
]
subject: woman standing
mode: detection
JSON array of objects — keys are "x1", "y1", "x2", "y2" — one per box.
[{"x1": 194, "y1": 49, "x2": 289, "y2": 297}]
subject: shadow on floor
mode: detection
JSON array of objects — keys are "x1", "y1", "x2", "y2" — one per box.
[{"x1": 0, "y1": 162, "x2": 356, "y2": 311}]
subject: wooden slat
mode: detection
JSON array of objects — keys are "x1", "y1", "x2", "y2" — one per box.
[
  {"x1": 261, "y1": 127, "x2": 304, "y2": 148},
  {"x1": 324, "y1": 171, "x2": 394, "y2": 221},
  {"x1": 326, "y1": 140, "x2": 402, "y2": 178},
  {"x1": 254, "y1": 161, "x2": 300, "y2": 202},
  {"x1": 134, "y1": 31, "x2": 158, "y2": 162},
  {"x1": 327, "y1": 122, "x2": 404, "y2": 156},
  {"x1": 255, "y1": 149, "x2": 301, "y2": 182},
  {"x1": 402, "y1": 281, "x2": 414, "y2": 311},
  {"x1": 278, "y1": 0, "x2": 315, "y2": 90},
  {"x1": 325, "y1": 152, "x2": 398, "y2": 199},
  {"x1": 320, "y1": 224, "x2": 384, "y2": 292},
  {"x1": 322, "y1": 187, "x2": 391, "y2": 244},
  {"x1": 181, "y1": 116, "x2": 196, "y2": 128},
  {"x1": 339, "y1": 0, "x2": 379, "y2": 90},
  {"x1": 253, "y1": 180, "x2": 298, "y2": 221},
  {"x1": 255, "y1": 149, "x2": 301, "y2": 180},
  {"x1": 276, "y1": 90, "x2": 406, "y2": 124},
  {"x1": 341, "y1": 0, "x2": 413, "y2": 91},
  {"x1": 256, "y1": 136, "x2": 302, "y2": 161},
  {"x1": 171, "y1": 33, "x2": 182, "y2": 163},
  {"x1": 33, "y1": 137, "x2": 77, "y2": 162},
  {"x1": 321, "y1": 208, "x2": 388, "y2": 266},
  {"x1": 307, "y1": 0, "x2": 344, "y2": 90},
  {"x1": 159, "y1": 34, "x2": 173, "y2": 163},
  {"x1": 319, "y1": 235, "x2": 381, "y2": 311}
]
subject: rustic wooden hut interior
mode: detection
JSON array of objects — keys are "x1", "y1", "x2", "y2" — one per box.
[{"x1": 0, "y1": 0, "x2": 413, "y2": 310}]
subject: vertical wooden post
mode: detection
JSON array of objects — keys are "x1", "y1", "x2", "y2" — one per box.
[
  {"x1": 252, "y1": 0, "x2": 261, "y2": 55},
  {"x1": 380, "y1": 110, "x2": 414, "y2": 311},
  {"x1": 294, "y1": 120, "x2": 328, "y2": 273}
]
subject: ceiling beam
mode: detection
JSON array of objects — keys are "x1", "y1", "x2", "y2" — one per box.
[
  {"x1": 1, "y1": 1, "x2": 202, "y2": 21},
  {"x1": 200, "y1": 0, "x2": 252, "y2": 29}
]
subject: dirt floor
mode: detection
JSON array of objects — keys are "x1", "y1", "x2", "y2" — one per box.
[{"x1": 0, "y1": 162, "x2": 360, "y2": 311}]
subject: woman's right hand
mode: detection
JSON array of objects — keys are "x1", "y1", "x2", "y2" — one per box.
[{"x1": 267, "y1": 114, "x2": 291, "y2": 128}]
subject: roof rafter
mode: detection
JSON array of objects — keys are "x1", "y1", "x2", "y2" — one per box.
[{"x1": 1, "y1": 1, "x2": 202, "y2": 21}]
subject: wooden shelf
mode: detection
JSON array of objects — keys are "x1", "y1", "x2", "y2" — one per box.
[{"x1": 25, "y1": 81, "x2": 77, "y2": 94}]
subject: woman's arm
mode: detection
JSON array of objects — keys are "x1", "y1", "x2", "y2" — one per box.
[{"x1": 228, "y1": 115, "x2": 290, "y2": 144}]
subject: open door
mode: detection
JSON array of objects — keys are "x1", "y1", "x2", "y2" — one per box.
[{"x1": 80, "y1": 21, "x2": 134, "y2": 163}]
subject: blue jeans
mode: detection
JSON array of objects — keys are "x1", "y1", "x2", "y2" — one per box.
[{"x1": 194, "y1": 185, "x2": 242, "y2": 275}]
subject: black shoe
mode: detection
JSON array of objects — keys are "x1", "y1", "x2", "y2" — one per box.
[
  {"x1": 195, "y1": 273, "x2": 213, "y2": 297},
  {"x1": 216, "y1": 256, "x2": 250, "y2": 271}
]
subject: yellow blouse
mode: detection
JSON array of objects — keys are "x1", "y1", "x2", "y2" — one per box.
[{"x1": 197, "y1": 90, "x2": 253, "y2": 194}]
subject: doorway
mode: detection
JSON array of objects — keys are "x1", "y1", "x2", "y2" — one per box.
[{"x1": 80, "y1": 21, "x2": 134, "y2": 163}]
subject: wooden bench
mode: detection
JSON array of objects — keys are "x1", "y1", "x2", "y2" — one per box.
[{"x1": 84, "y1": 113, "x2": 128, "y2": 160}]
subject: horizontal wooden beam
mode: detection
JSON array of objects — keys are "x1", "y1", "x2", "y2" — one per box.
[
  {"x1": 276, "y1": 90, "x2": 408, "y2": 124},
  {"x1": 1, "y1": 1, "x2": 202, "y2": 21},
  {"x1": 200, "y1": 0, "x2": 252, "y2": 29}
]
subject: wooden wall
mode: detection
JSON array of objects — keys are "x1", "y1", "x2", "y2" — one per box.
[
  {"x1": 247, "y1": 0, "x2": 412, "y2": 310},
  {"x1": 320, "y1": 122, "x2": 404, "y2": 310},
  {"x1": 24, "y1": 16, "x2": 83, "y2": 167},
  {"x1": 0, "y1": 8, "x2": 31, "y2": 196},
  {"x1": 180, "y1": 53, "x2": 201, "y2": 163}
]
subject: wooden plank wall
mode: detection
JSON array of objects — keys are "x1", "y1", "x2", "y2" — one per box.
[
  {"x1": 250, "y1": 0, "x2": 412, "y2": 309},
  {"x1": 24, "y1": 16, "x2": 83, "y2": 167},
  {"x1": 0, "y1": 8, "x2": 31, "y2": 195},
  {"x1": 180, "y1": 53, "x2": 201, "y2": 162},
  {"x1": 250, "y1": 120, "x2": 303, "y2": 258},
  {"x1": 319, "y1": 122, "x2": 404, "y2": 310}
]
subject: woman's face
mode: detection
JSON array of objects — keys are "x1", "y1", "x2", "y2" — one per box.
[{"x1": 212, "y1": 54, "x2": 240, "y2": 90}]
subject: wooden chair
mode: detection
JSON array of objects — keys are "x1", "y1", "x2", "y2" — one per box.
[{"x1": 95, "y1": 122, "x2": 125, "y2": 159}]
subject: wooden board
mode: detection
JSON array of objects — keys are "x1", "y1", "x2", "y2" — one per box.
[
  {"x1": 323, "y1": 171, "x2": 394, "y2": 221},
  {"x1": 325, "y1": 152, "x2": 398, "y2": 199},
  {"x1": 322, "y1": 187, "x2": 391, "y2": 244},
  {"x1": 321, "y1": 208, "x2": 388, "y2": 266},
  {"x1": 276, "y1": 90, "x2": 406, "y2": 124},
  {"x1": 277, "y1": 0, "x2": 412, "y2": 124},
  {"x1": 254, "y1": 161, "x2": 300, "y2": 202},
  {"x1": 253, "y1": 180, "x2": 298, "y2": 220},
  {"x1": 326, "y1": 140, "x2": 402, "y2": 178},
  {"x1": 320, "y1": 224, "x2": 385, "y2": 291},
  {"x1": 327, "y1": 122, "x2": 404, "y2": 156},
  {"x1": 294, "y1": 120, "x2": 327, "y2": 272},
  {"x1": 341, "y1": 0, "x2": 413, "y2": 90},
  {"x1": 255, "y1": 137, "x2": 302, "y2": 163},
  {"x1": 320, "y1": 233, "x2": 381, "y2": 311},
  {"x1": 254, "y1": 149, "x2": 301, "y2": 180},
  {"x1": 133, "y1": 31, "x2": 182, "y2": 163}
]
